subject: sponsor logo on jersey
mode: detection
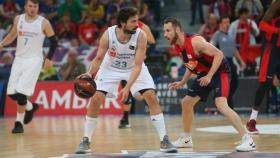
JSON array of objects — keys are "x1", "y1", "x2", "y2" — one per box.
[{"x1": 109, "y1": 46, "x2": 117, "y2": 58}]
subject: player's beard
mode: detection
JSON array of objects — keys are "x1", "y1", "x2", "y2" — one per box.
[
  {"x1": 124, "y1": 26, "x2": 137, "y2": 34},
  {"x1": 171, "y1": 33, "x2": 178, "y2": 45}
]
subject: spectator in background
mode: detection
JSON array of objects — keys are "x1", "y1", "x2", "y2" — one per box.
[
  {"x1": 59, "y1": 48, "x2": 86, "y2": 81},
  {"x1": 40, "y1": 0, "x2": 59, "y2": 26},
  {"x1": 0, "y1": 20, "x2": 6, "y2": 40},
  {"x1": 235, "y1": 0, "x2": 263, "y2": 21},
  {"x1": 0, "y1": 52, "x2": 13, "y2": 116},
  {"x1": 228, "y1": 7, "x2": 259, "y2": 69},
  {"x1": 208, "y1": 0, "x2": 232, "y2": 18},
  {"x1": 56, "y1": 12, "x2": 77, "y2": 41},
  {"x1": 105, "y1": 0, "x2": 127, "y2": 26},
  {"x1": 78, "y1": 16, "x2": 98, "y2": 46},
  {"x1": 0, "y1": 0, "x2": 21, "y2": 23},
  {"x1": 189, "y1": 0, "x2": 204, "y2": 26},
  {"x1": 211, "y1": 15, "x2": 246, "y2": 108},
  {"x1": 38, "y1": 66, "x2": 59, "y2": 81},
  {"x1": 58, "y1": 0, "x2": 85, "y2": 24},
  {"x1": 131, "y1": 0, "x2": 152, "y2": 25},
  {"x1": 86, "y1": 0, "x2": 105, "y2": 26},
  {"x1": 198, "y1": 13, "x2": 218, "y2": 42}
]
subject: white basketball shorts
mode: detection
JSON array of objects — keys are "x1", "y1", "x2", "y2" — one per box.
[
  {"x1": 7, "y1": 56, "x2": 43, "y2": 96},
  {"x1": 95, "y1": 65, "x2": 155, "y2": 97}
]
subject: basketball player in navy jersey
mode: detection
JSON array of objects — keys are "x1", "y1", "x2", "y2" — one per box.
[
  {"x1": 0, "y1": 0, "x2": 57, "y2": 133},
  {"x1": 163, "y1": 17, "x2": 256, "y2": 151},
  {"x1": 75, "y1": 7, "x2": 176, "y2": 154},
  {"x1": 246, "y1": 0, "x2": 280, "y2": 134}
]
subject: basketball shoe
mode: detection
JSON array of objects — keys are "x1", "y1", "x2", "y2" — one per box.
[
  {"x1": 118, "y1": 118, "x2": 131, "y2": 129},
  {"x1": 160, "y1": 135, "x2": 177, "y2": 153},
  {"x1": 12, "y1": 121, "x2": 24, "y2": 134},
  {"x1": 75, "y1": 137, "x2": 91, "y2": 154},
  {"x1": 236, "y1": 134, "x2": 256, "y2": 152},
  {"x1": 246, "y1": 119, "x2": 259, "y2": 134},
  {"x1": 24, "y1": 103, "x2": 39, "y2": 124},
  {"x1": 172, "y1": 134, "x2": 193, "y2": 148}
]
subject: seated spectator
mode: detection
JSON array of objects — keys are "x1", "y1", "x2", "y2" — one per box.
[
  {"x1": 198, "y1": 13, "x2": 218, "y2": 42},
  {"x1": 235, "y1": 0, "x2": 263, "y2": 21},
  {"x1": 86, "y1": 0, "x2": 105, "y2": 25},
  {"x1": 58, "y1": 0, "x2": 85, "y2": 24},
  {"x1": 105, "y1": 0, "x2": 127, "y2": 25},
  {"x1": 131, "y1": 0, "x2": 153, "y2": 25},
  {"x1": 59, "y1": 48, "x2": 86, "y2": 81},
  {"x1": 0, "y1": 0, "x2": 21, "y2": 23},
  {"x1": 40, "y1": 0, "x2": 59, "y2": 26},
  {"x1": 208, "y1": 0, "x2": 232, "y2": 18},
  {"x1": 56, "y1": 12, "x2": 77, "y2": 41},
  {"x1": 78, "y1": 16, "x2": 98, "y2": 46},
  {"x1": 38, "y1": 66, "x2": 59, "y2": 81}
]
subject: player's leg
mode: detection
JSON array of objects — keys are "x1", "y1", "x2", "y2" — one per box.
[
  {"x1": 228, "y1": 60, "x2": 238, "y2": 109},
  {"x1": 141, "y1": 89, "x2": 177, "y2": 152},
  {"x1": 172, "y1": 95, "x2": 200, "y2": 148},
  {"x1": 8, "y1": 93, "x2": 26, "y2": 134},
  {"x1": 76, "y1": 91, "x2": 106, "y2": 154},
  {"x1": 119, "y1": 80, "x2": 132, "y2": 128},
  {"x1": 214, "y1": 71, "x2": 255, "y2": 151},
  {"x1": 119, "y1": 92, "x2": 133, "y2": 128},
  {"x1": 247, "y1": 44, "x2": 279, "y2": 134},
  {"x1": 131, "y1": 66, "x2": 176, "y2": 152}
]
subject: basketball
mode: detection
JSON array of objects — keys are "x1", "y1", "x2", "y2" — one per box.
[{"x1": 74, "y1": 74, "x2": 96, "y2": 98}]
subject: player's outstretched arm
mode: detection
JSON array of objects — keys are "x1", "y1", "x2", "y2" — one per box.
[
  {"x1": 43, "y1": 19, "x2": 57, "y2": 69},
  {"x1": 88, "y1": 30, "x2": 109, "y2": 76},
  {"x1": 0, "y1": 16, "x2": 19, "y2": 49}
]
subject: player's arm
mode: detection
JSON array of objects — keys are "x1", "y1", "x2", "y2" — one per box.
[
  {"x1": 169, "y1": 68, "x2": 192, "y2": 91},
  {"x1": 142, "y1": 23, "x2": 155, "y2": 44},
  {"x1": 0, "y1": 16, "x2": 19, "y2": 48},
  {"x1": 88, "y1": 30, "x2": 109, "y2": 75},
  {"x1": 192, "y1": 36, "x2": 224, "y2": 78},
  {"x1": 126, "y1": 31, "x2": 147, "y2": 89},
  {"x1": 259, "y1": 0, "x2": 280, "y2": 33},
  {"x1": 43, "y1": 19, "x2": 57, "y2": 60}
]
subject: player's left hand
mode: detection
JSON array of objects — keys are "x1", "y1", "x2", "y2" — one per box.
[
  {"x1": 198, "y1": 75, "x2": 212, "y2": 87},
  {"x1": 43, "y1": 58, "x2": 53, "y2": 70},
  {"x1": 240, "y1": 61, "x2": 246, "y2": 71},
  {"x1": 119, "y1": 86, "x2": 130, "y2": 102}
]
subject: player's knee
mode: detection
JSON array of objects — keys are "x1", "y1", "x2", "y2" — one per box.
[
  {"x1": 8, "y1": 94, "x2": 18, "y2": 101},
  {"x1": 17, "y1": 93, "x2": 27, "y2": 106}
]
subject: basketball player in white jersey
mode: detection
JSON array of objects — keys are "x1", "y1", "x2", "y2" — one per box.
[
  {"x1": 0, "y1": 0, "x2": 57, "y2": 134},
  {"x1": 75, "y1": 7, "x2": 177, "y2": 154}
]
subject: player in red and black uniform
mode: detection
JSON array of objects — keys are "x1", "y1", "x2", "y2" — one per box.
[
  {"x1": 119, "y1": 20, "x2": 156, "y2": 128},
  {"x1": 163, "y1": 17, "x2": 256, "y2": 151},
  {"x1": 246, "y1": 0, "x2": 280, "y2": 134}
]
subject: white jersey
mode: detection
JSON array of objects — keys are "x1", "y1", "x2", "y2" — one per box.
[
  {"x1": 16, "y1": 14, "x2": 45, "y2": 58},
  {"x1": 100, "y1": 25, "x2": 144, "y2": 72}
]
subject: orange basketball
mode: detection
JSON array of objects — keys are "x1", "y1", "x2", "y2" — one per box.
[{"x1": 74, "y1": 74, "x2": 96, "y2": 98}]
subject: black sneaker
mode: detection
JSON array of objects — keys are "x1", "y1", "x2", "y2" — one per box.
[
  {"x1": 160, "y1": 135, "x2": 177, "y2": 153},
  {"x1": 12, "y1": 122, "x2": 24, "y2": 134},
  {"x1": 118, "y1": 118, "x2": 131, "y2": 129},
  {"x1": 75, "y1": 137, "x2": 91, "y2": 154},
  {"x1": 24, "y1": 103, "x2": 39, "y2": 124}
]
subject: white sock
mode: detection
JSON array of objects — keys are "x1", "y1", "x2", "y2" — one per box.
[
  {"x1": 16, "y1": 112, "x2": 25, "y2": 124},
  {"x1": 26, "y1": 100, "x2": 33, "y2": 111},
  {"x1": 84, "y1": 116, "x2": 98, "y2": 142},
  {"x1": 150, "y1": 113, "x2": 167, "y2": 141},
  {"x1": 250, "y1": 109, "x2": 258, "y2": 120}
]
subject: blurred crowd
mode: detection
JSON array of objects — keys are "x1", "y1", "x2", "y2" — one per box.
[{"x1": 0, "y1": 0, "x2": 279, "y2": 112}]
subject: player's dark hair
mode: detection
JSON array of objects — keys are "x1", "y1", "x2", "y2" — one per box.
[
  {"x1": 117, "y1": 7, "x2": 138, "y2": 27},
  {"x1": 25, "y1": 0, "x2": 39, "y2": 4},
  {"x1": 218, "y1": 15, "x2": 230, "y2": 24}
]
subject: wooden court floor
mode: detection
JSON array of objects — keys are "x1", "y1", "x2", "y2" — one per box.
[{"x1": 0, "y1": 115, "x2": 279, "y2": 158}]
